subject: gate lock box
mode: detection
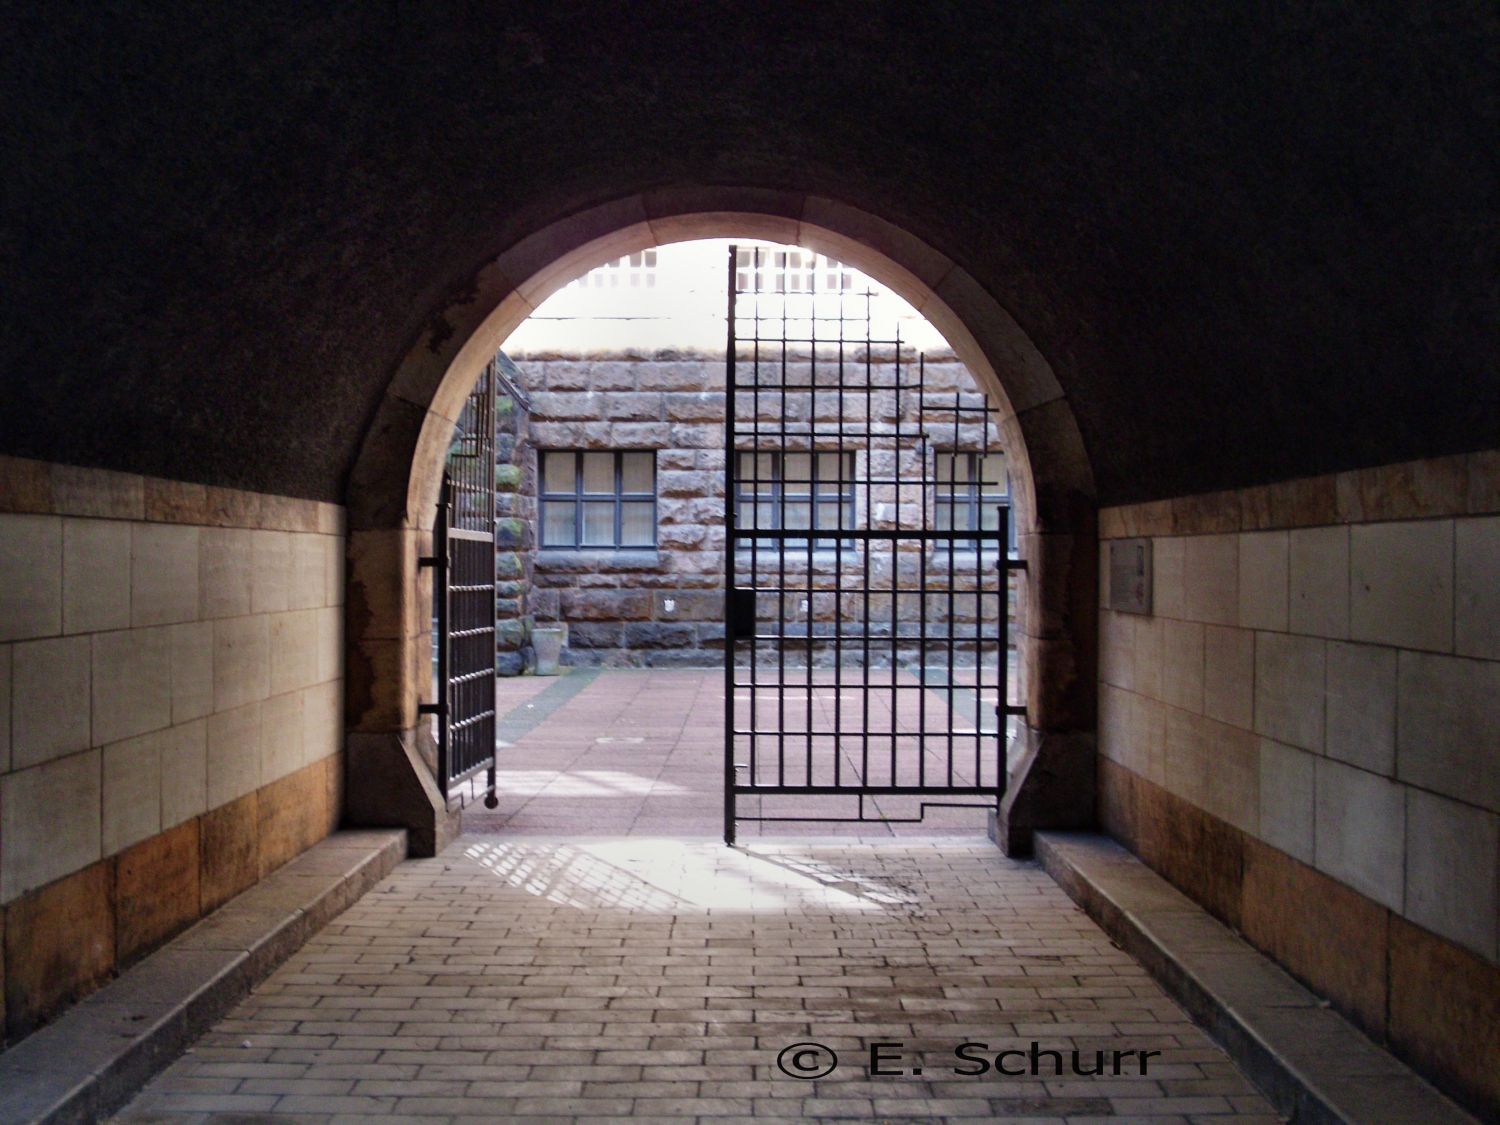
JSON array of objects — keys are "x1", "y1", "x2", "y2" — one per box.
[{"x1": 729, "y1": 587, "x2": 758, "y2": 637}]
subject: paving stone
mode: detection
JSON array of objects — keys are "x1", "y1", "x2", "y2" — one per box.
[{"x1": 109, "y1": 828, "x2": 1287, "y2": 1122}]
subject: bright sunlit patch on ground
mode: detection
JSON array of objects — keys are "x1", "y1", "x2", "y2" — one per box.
[
  {"x1": 462, "y1": 838, "x2": 914, "y2": 914},
  {"x1": 491, "y1": 769, "x2": 689, "y2": 797}
]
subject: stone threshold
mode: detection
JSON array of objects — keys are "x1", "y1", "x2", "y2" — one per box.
[
  {"x1": 1036, "y1": 831, "x2": 1479, "y2": 1125},
  {"x1": 0, "y1": 829, "x2": 407, "y2": 1125}
]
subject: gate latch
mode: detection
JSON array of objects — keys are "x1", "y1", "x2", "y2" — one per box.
[{"x1": 728, "y1": 587, "x2": 757, "y2": 636}]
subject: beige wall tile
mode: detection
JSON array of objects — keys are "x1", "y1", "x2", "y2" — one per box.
[
  {"x1": 1203, "y1": 625, "x2": 1253, "y2": 729},
  {"x1": 302, "y1": 679, "x2": 342, "y2": 766},
  {"x1": 131, "y1": 523, "x2": 199, "y2": 627},
  {"x1": 1469, "y1": 449, "x2": 1500, "y2": 514},
  {"x1": 316, "y1": 605, "x2": 343, "y2": 684},
  {"x1": 1164, "y1": 707, "x2": 1209, "y2": 809},
  {"x1": 260, "y1": 690, "x2": 304, "y2": 785},
  {"x1": 1183, "y1": 533, "x2": 1238, "y2": 625},
  {"x1": 0, "y1": 749, "x2": 101, "y2": 902},
  {"x1": 269, "y1": 608, "x2": 320, "y2": 696},
  {"x1": 1153, "y1": 536, "x2": 1186, "y2": 620},
  {"x1": 1131, "y1": 615, "x2": 1164, "y2": 702},
  {"x1": 250, "y1": 530, "x2": 291, "y2": 614},
  {"x1": 102, "y1": 729, "x2": 163, "y2": 855},
  {"x1": 1455, "y1": 516, "x2": 1500, "y2": 660},
  {"x1": 1098, "y1": 681, "x2": 1130, "y2": 766},
  {"x1": 62, "y1": 518, "x2": 131, "y2": 634},
  {"x1": 51, "y1": 464, "x2": 143, "y2": 519},
  {"x1": 1205, "y1": 722, "x2": 1259, "y2": 834},
  {"x1": 1325, "y1": 641, "x2": 1397, "y2": 776},
  {"x1": 91, "y1": 626, "x2": 172, "y2": 745},
  {"x1": 169, "y1": 621, "x2": 213, "y2": 723},
  {"x1": 11, "y1": 635, "x2": 91, "y2": 768},
  {"x1": 323, "y1": 534, "x2": 345, "y2": 607},
  {"x1": 1397, "y1": 650, "x2": 1500, "y2": 813},
  {"x1": 1350, "y1": 520, "x2": 1454, "y2": 652},
  {"x1": 1288, "y1": 525, "x2": 1349, "y2": 639},
  {"x1": 213, "y1": 615, "x2": 270, "y2": 712},
  {"x1": 1160, "y1": 619, "x2": 1205, "y2": 713},
  {"x1": 0, "y1": 513, "x2": 62, "y2": 641},
  {"x1": 160, "y1": 718, "x2": 208, "y2": 829},
  {"x1": 1314, "y1": 757, "x2": 1405, "y2": 911},
  {"x1": 1237, "y1": 531, "x2": 1287, "y2": 631},
  {"x1": 1405, "y1": 788, "x2": 1499, "y2": 961},
  {"x1": 207, "y1": 700, "x2": 262, "y2": 808},
  {"x1": 288, "y1": 533, "x2": 325, "y2": 610},
  {"x1": 1258, "y1": 738, "x2": 1315, "y2": 863},
  {"x1": 1131, "y1": 691, "x2": 1169, "y2": 787},
  {"x1": 1098, "y1": 609, "x2": 1135, "y2": 691},
  {"x1": 0, "y1": 645, "x2": 9, "y2": 772},
  {"x1": 1253, "y1": 631, "x2": 1325, "y2": 752},
  {"x1": 198, "y1": 527, "x2": 253, "y2": 619}
]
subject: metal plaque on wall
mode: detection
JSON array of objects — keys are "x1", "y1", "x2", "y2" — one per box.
[{"x1": 1108, "y1": 538, "x2": 1153, "y2": 615}]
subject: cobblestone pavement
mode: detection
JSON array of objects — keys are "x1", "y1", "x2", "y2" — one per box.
[
  {"x1": 465, "y1": 668, "x2": 1010, "y2": 837},
  {"x1": 113, "y1": 838, "x2": 1280, "y2": 1123}
]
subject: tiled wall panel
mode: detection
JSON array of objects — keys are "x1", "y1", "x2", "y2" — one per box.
[
  {"x1": 0, "y1": 461, "x2": 346, "y2": 906},
  {"x1": 0, "y1": 456, "x2": 348, "y2": 1040},
  {"x1": 1100, "y1": 449, "x2": 1500, "y2": 970}
]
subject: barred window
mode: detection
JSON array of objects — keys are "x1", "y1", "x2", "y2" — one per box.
[
  {"x1": 734, "y1": 247, "x2": 857, "y2": 295},
  {"x1": 935, "y1": 452, "x2": 1015, "y2": 552},
  {"x1": 568, "y1": 249, "x2": 658, "y2": 289},
  {"x1": 734, "y1": 451, "x2": 855, "y2": 550},
  {"x1": 539, "y1": 451, "x2": 657, "y2": 548}
]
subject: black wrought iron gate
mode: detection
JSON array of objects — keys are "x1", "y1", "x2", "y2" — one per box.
[
  {"x1": 422, "y1": 360, "x2": 500, "y2": 807},
  {"x1": 723, "y1": 245, "x2": 1024, "y2": 844}
]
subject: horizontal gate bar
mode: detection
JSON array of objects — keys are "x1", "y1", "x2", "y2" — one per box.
[
  {"x1": 733, "y1": 634, "x2": 1008, "y2": 645},
  {"x1": 733, "y1": 527, "x2": 1018, "y2": 546},
  {"x1": 732, "y1": 785, "x2": 1001, "y2": 796}
]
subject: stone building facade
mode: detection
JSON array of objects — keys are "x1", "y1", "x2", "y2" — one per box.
[{"x1": 494, "y1": 347, "x2": 1016, "y2": 670}]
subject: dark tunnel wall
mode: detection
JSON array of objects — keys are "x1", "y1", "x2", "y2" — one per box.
[{"x1": 2, "y1": 3, "x2": 1495, "y2": 505}]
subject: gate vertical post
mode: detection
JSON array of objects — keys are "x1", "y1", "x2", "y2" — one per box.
[{"x1": 723, "y1": 245, "x2": 738, "y2": 846}]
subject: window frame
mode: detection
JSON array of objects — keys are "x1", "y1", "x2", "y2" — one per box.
[
  {"x1": 538, "y1": 450, "x2": 658, "y2": 550},
  {"x1": 734, "y1": 450, "x2": 857, "y2": 552},
  {"x1": 934, "y1": 450, "x2": 1016, "y2": 554}
]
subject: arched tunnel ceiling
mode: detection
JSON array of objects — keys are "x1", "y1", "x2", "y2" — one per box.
[{"x1": 2, "y1": 3, "x2": 1495, "y2": 506}]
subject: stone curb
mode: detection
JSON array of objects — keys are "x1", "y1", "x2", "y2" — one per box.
[
  {"x1": 0, "y1": 829, "x2": 407, "y2": 1125},
  {"x1": 1036, "y1": 831, "x2": 1479, "y2": 1125}
]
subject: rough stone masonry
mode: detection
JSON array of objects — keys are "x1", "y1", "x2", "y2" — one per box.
[{"x1": 495, "y1": 348, "x2": 1015, "y2": 671}]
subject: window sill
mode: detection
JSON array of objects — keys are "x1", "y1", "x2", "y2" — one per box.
[{"x1": 535, "y1": 548, "x2": 662, "y2": 570}]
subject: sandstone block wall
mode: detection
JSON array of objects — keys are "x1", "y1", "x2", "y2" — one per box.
[{"x1": 502, "y1": 350, "x2": 1015, "y2": 669}]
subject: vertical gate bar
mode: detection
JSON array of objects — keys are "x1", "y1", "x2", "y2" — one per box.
[
  {"x1": 888, "y1": 329, "x2": 899, "y2": 788},
  {"x1": 975, "y1": 415, "x2": 988, "y2": 787},
  {"x1": 999, "y1": 503, "x2": 1010, "y2": 805},
  {"x1": 861, "y1": 290, "x2": 873, "y2": 789},
  {"x1": 947, "y1": 401, "x2": 960, "y2": 786},
  {"x1": 436, "y1": 476, "x2": 451, "y2": 794},
  {"x1": 832, "y1": 296, "x2": 843, "y2": 789},
  {"x1": 777, "y1": 292, "x2": 787, "y2": 790},
  {"x1": 917, "y1": 354, "x2": 928, "y2": 788},
  {"x1": 723, "y1": 244, "x2": 738, "y2": 846},
  {"x1": 805, "y1": 298, "x2": 815, "y2": 789},
  {"x1": 484, "y1": 364, "x2": 497, "y2": 804},
  {"x1": 749, "y1": 250, "x2": 761, "y2": 790}
]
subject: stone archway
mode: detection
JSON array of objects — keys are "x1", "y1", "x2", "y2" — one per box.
[{"x1": 342, "y1": 189, "x2": 1098, "y2": 855}]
